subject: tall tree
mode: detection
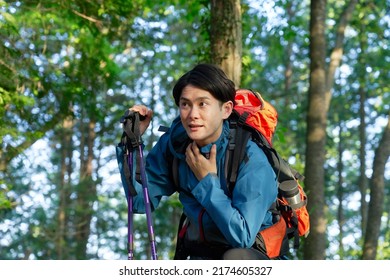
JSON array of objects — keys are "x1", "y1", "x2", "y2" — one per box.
[
  {"x1": 304, "y1": 0, "x2": 328, "y2": 259},
  {"x1": 304, "y1": 0, "x2": 358, "y2": 259},
  {"x1": 357, "y1": 24, "x2": 369, "y2": 238},
  {"x1": 210, "y1": 0, "x2": 242, "y2": 86},
  {"x1": 55, "y1": 117, "x2": 74, "y2": 259},
  {"x1": 362, "y1": 113, "x2": 390, "y2": 259}
]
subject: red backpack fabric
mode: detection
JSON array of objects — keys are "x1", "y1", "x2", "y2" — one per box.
[{"x1": 234, "y1": 89, "x2": 278, "y2": 147}]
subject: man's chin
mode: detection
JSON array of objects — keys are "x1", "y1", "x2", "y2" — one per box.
[{"x1": 186, "y1": 134, "x2": 204, "y2": 143}]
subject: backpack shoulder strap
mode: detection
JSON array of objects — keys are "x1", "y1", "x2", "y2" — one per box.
[
  {"x1": 158, "y1": 125, "x2": 180, "y2": 191},
  {"x1": 225, "y1": 125, "x2": 251, "y2": 194},
  {"x1": 160, "y1": 139, "x2": 180, "y2": 193},
  {"x1": 225, "y1": 120, "x2": 304, "y2": 194}
]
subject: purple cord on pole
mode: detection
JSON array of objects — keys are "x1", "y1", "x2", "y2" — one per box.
[
  {"x1": 127, "y1": 194, "x2": 134, "y2": 260},
  {"x1": 127, "y1": 153, "x2": 134, "y2": 260},
  {"x1": 138, "y1": 145, "x2": 158, "y2": 260}
]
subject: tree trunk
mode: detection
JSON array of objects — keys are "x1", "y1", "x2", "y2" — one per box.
[
  {"x1": 362, "y1": 112, "x2": 390, "y2": 259},
  {"x1": 358, "y1": 87, "x2": 369, "y2": 235},
  {"x1": 324, "y1": 0, "x2": 359, "y2": 109},
  {"x1": 56, "y1": 117, "x2": 74, "y2": 259},
  {"x1": 357, "y1": 19, "x2": 369, "y2": 238},
  {"x1": 284, "y1": 2, "x2": 294, "y2": 103},
  {"x1": 210, "y1": 0, "x2": 242, "y2": 86},
  {"x1": 304, "y1": 0, "x2": 328, "y2": 260},
  {"x1": 74, "y1": 119, "x2": 97, "y2": 259},
  {"x1": 304, "y1": 0, "x2": 358, "y2": 259},
  {"x1": 337, "y1": 123, "x2": 346, "y2": 259}
]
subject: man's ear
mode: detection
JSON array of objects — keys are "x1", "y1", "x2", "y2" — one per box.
[{"x1": 222, "y1": 101, "x2": 234, "y2": 119}]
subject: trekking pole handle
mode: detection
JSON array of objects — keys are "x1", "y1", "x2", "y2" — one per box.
[
  {"x1": 121, "y1": 110, "x2": 146, "y2": 123},
  {"x1": 120, "y1": 110, "x2": 145, "y2": 147}
]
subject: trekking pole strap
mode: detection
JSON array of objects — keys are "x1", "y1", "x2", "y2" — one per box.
[
  {"x1": 120, "y1": 110, "x2": 142, "y2": 147},
  {"x1": 120, "y1": 110, "x2": 144, "y2": 183},
  {"x1": 124, "y1": 151, "x2": 138, "y2": 197}
]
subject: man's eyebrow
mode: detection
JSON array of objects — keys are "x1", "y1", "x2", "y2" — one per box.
[{"x1": 179, "y1": 96, "x2": 211, "y2": 102}]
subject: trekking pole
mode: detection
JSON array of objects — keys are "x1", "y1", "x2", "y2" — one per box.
[
  {"x1": 138, "y1": 143, "x2": 158, "y2": 260},
  {"x1": 126, "y1": 151, "x2": 135, "y2": 260},
  {"x1": 119, "y1": 110, "x2": 158, "y2": 260}
]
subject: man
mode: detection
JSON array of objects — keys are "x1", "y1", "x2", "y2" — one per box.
[{"x1": 126, "y1": 63, "x2": 277, "y2": 259}]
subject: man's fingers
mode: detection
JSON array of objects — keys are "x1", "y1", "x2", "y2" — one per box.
[
  {"x1": 191, "y1": 142, "x2": 201, "y2": 155},
  {"x1": 210, "y1": 144, "x2": 217, "y2": 159},
  {"x1": 130, "y1": 105, "x2": 153, "y2": 119},
  {"x1": 128, "y1": 105, "x2": 153, "y2": 135}
]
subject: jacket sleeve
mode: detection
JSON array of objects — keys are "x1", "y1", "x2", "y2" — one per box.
[
  {"x1": 117, "y1": 132, "x2": 176, "y2": 214},
  {"x1": 190, "y1": 140, "x2": 278, "y2": 247}
]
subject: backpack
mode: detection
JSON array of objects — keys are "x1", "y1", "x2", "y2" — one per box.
[
  {"x1": 225, "y1": 89, "x2": 310, "y2": 258},
  {"x1": 167, "y1": 89, "x2": 310, "y2": 259}
]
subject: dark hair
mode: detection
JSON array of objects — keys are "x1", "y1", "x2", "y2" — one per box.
[{"x1": 172, "y1": 63, "x2": 236, "y2": 106}]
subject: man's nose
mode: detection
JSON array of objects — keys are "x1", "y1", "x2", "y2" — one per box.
[{"x1": 189, "y1": 107, "x2": 200, "y2": 118}]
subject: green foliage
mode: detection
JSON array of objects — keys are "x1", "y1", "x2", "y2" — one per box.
[{"x1": 0, "y1": 187, "x2": 13, "y2": 211}]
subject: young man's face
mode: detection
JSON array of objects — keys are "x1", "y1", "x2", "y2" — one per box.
[{"x1": 179, "y1": 85, "x2": 233, "y2": 147}]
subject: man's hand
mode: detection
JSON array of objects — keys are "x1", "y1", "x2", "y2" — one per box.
[
  {"x1": 129, "y1": 105, "x2": 153, "y2": 135},
  {"x1": 185, "y1": 142, "x2": 217, "y2": 181}
]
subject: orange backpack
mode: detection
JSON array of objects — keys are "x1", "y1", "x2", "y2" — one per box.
[{"x1": 226, "y1": 89, "x2": 310, "y2": 258}]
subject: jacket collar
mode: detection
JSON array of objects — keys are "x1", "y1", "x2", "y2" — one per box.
[{"x1": 168, "y1": 116, "x2": 229, "y2": 161}]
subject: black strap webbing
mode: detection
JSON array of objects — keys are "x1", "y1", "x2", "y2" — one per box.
[
  {"x1": 122, "y1": 150, "x2": 137, "y2": 197},
  {"x1": 120, "y1": 110, "x2": 144, "y2": 192},
  {"x1": 225, "y1": 127, "x2": 251, "y2": 194}
]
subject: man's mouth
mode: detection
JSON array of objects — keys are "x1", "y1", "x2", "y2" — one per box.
[{"x1": 188, "y1": 124, "x2": 203, "y2": 131}]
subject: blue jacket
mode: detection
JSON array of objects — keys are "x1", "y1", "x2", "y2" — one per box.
[{"x1": 117, "y1": 116, "x2": 278, "y2": 248}]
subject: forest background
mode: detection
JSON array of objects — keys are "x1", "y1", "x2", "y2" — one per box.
[{"x1": 0, "y1": 0, "x2": 389, "y2": 260}]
